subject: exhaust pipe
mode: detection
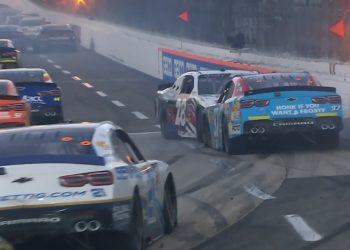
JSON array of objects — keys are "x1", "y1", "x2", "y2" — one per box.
[
  {"x1": 321, "y1": 124, "x2": 329, "y2": 130},
  {"x1": 74, "y1": 221, "x2": 88, "y2": 232},
  {"x1": 87, "y1": 220, "x2": 101, "y2": 231},
  {"x1": 258, "y1": 127, "x2": 265, "y2": 134},
  {"x1": 329, "y1": 124, "x2": 336, "y2": 130},
  {"x1": 251, "y1": 128, "x2": 258, "y2": 134}
]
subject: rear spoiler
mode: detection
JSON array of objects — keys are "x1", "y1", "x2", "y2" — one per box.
[
  {"x1": 14, "y1": 82, "x2": 58, "y2": 87},
  {"x1": 0, "y1": 47, "x2": 16, "y2": 52},
  {"x1": 244, "y1": 86, "x2": 336, "y2": 97},
  {"x1": 0, "y1": 155, "x2": 105, "y2": 167},
  {"x1": 0, "y1": 95, "x2": 21, "y2": 100}
]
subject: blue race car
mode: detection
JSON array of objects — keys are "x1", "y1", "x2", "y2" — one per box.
[
  {"x1": 201, "y1": 72, "x2": 343, "y2": 154},
  {"x1": 0, "y1": 68, "x2": 63, "y2": 124}
]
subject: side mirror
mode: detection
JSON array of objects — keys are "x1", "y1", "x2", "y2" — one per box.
[{"x1": 158, "y1": 83, "x2": 172, "y2": 91}]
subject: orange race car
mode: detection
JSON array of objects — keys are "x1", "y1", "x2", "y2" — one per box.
[{"x1": 0, "y1": 79, "x2": 30, "y2": 128}]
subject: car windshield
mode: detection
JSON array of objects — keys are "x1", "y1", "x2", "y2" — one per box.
[
  {"x1": 198, "y1": 74, "x2": 233, "y2": 95},
  {"x1": 0, "y1": 128, "x2": 96, "y2": 157},
  {"x1": 0, "y1": 70, "x2": 44, "y2": 83},
  {"x1": 0, "y1": 83, "x2": 7, "y2": 95},
  {"x1": 20, "y1": 19, "x2": 44, "y2": 26}
]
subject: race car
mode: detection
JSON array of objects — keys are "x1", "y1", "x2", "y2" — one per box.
[
  {"x1": 0, "y1": 79, "x2": 30, "y2": 128},
  {"x1": 0, "y1": 68, "x2": 63, "y2": 124},
  {"x1": 34, "y1": 24, "x2": 80, "y2": 51},
  {"x1": 155, "y1": 69, "x2": 257, "y2": 140},
  {"x1": 0, "y1": 39, "x2": 21, "y2": 69},
  {"x1": 0, "y1": 122, "x2": 177, "y2": 250},
  {"x1": 0, "y1": 26, "x2": 25, "y2": 51},
  {"x1": 201, "y1": 72, "x2": 343, "y2": 154}
]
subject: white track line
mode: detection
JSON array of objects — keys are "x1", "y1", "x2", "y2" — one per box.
[
  {"x1": 243, "y1": 184, "x2": 276, "y2": 200},
  {"x1": 284, "y1": 214, "x2": 322, "y2": 242},
  {"x1": 96, "y1": 91, "x2": 107, "y2": 97},
  {"x1": 155, "y1": 124, "x2": 161, "y2": 128},
  {"x1": 54, "y1": 65, "x2": 62, "y2": 69},
  {"x1": 132, "y1": 111, "x2": 149, "y2": 120},
  {"x1": 62, "y1": 70, "x2": 71, "y2": 75},
  {"x1": 111, "y1": 100, "x2": 125, "y2": 107},
  {"x1": 39, "y1": 54, "x2": 46, "y2": 59},
  {"x1": 72, "y1": 76, "x2": 82, "y2": 81},
  {"x1": 47, "y1": 59, "x2": 54, "y2": 64},
  {"x1": 82, "y1": 82, "x2": 93, "y2": 88}
]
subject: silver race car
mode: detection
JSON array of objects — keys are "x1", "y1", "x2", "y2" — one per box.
[{"x1": 0, "y1": 122, "x2": 177, "y2": 250}]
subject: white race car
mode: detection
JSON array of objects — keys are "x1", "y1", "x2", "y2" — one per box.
[
  {"x1": 0, "y1": 122, "x2": 177, "y2": 250},
  {"x1": 155, "y1": 69, "x2": 257, "y2": 140}
]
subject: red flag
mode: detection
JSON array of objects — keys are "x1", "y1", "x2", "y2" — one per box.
[
  {"x1": 179, "y1": 11, "x2": 189, "y2": 22},
  {"x1": 329, "y1": 18, "x2": 345, "y2": 38}
]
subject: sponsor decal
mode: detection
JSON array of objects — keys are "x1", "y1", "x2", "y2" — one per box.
[
  {"x1": 90, "y1": 188, "x2": 106, "y2": 198},
  {"x1": 231, "y1": 125, "x2": 241, "y2": 135},
  {"x1": 95, "y1": 141, "x2": 110, "y2": 150},
  {"x1": 113, "y1": 204, "x2": 130, "y2": 221},
  {"x1": 0, "y1": 112, "x2": 10, "y2": 119},
  {"x1": 0, "y1": 217, "x2": 61, "y2": 226},
  {"x1": 271, "y1": 104, "x2": 326, "y2": 116},
  {"x1": 0, "y1": 191, "x2": 87, "y2": 201},
  {"x1": 22, "y1": 95, "x2": 44, "y2": 103},
  {"x1": 273, "y1": 121, "x2": 314, "y2": 127},
  {"x1": 116, "y1": 167, "x2": 129, "y2": 180}
]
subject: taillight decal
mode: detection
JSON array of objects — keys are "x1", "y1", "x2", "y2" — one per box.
[
  {"x1": 240, "y1": 99, "x2": 270, "y2": 108},
  {"x1": 312, "y1": 95, "x2": 341, "y2": 104},
  {"x1": 59, "y1": 171, "x2": 114, "y2": 187}
]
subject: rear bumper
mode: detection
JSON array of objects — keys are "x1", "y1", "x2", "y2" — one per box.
[
  {"x1": 243, "y1": 117, "x2": 343, "y2": 135},
  {"x1": 30, "y1": 106, "x2": 63, "y2": 125},
  {"x1": 0, "y1": 200, "x2": 131, "y2": 240},
  {"x1": 0, "y1": 122, "x2": 26, "y2": 129}
]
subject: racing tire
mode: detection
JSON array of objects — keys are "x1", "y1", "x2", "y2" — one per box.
[
  {"x1": 202, "y1": 116, "x2": 211, "y2": 148},
  {"x1": 163, "y1": 176, "x2": 178, "y2": 234},
  {"x1": 223, "y1": 121, "x2": 246, "y2": 155},
  {"x1": 196, "y1": 109, "x2": 204, "y2": 143},
  {"x1": 125, "y1": 190, "x2": 145, "y2": 250},
  {"x1": 160, "y1": 112, "x2": 178, "y2": 140},
  {"x1": 316, "y1": 131, "x2": 340, "y2": 149}
]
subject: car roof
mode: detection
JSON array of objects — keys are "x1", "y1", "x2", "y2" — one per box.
[
  {"x1": 0, "y1": 39, "x2": 11, "y2": 43},
  {"x1": 41, "y1": 24, "x2": 71, "y2": 30},
  {"x1": 0, "y1": 122, "x2": 122, "y2": 135},
  {"x1": 0, "y1": 68, "x2": 46, "y2": 73},
  {"x1": 184, "y1": 69, "x2": 258, "y2": 77}
]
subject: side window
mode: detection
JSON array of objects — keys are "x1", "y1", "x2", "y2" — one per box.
[
  {"x1": 180, "y1": 75, "x2": 194, "y2": 94},
  {"x1": 110, "y1": 130, "x2": 145, "y2": 164},
  {"x1": 223, "y1": 84, "x2": 235, "y2": 102},
  {"x1": 218, "y1": 81, "x2": 233, "y2": 103},
  {"x1": 173, "y1": 76, "x2": 185, "y2": 94}
]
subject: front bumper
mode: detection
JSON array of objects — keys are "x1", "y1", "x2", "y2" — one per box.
[
  {"x1": 243, "y1": 117, "x2": 343, "y2": 135},
  {"x1": 0, "y1": 200, "x2": 131, "y2": 240}
]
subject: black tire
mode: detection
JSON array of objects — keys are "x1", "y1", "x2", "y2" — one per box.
[
  {"x1": 160, "y1": 112, "x2": 178, "y2": 140},
  {"x1": 223, "y1": 120, "x2": 246, "y2": 155},
  {"x1": 163, "y1": 176, "x2": 178, "y2": 234},
  {"x1": 196, "y1": 109, "x2": 203, "y2": 143},
  {"x1": 316, "y1": 131, "x2": 339, "y2": 149},
  {"x1": 202, "y1": 116, "x2": 211, "y2": 148},
  {"x1": 125, "y1": 190, "x2": 145, "y2": 250}
]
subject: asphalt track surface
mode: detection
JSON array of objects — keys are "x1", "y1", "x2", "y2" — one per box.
[{"x1": 16, "y1": 48, "x2": 350, "y2": 250}]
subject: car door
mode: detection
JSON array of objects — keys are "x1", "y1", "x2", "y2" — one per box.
[
  {"x1": 110, "y1": 129, "x2": 163, "y2": 235},
  {"x1": 175, "y1": 75, "x2": 195, "y2": 136},
  {"x1": 160, "y1": 76, "x2": 184, "y2": 127},
  {"x1": 210, "y1": 81, "x2": 234, "y2": 150}
]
